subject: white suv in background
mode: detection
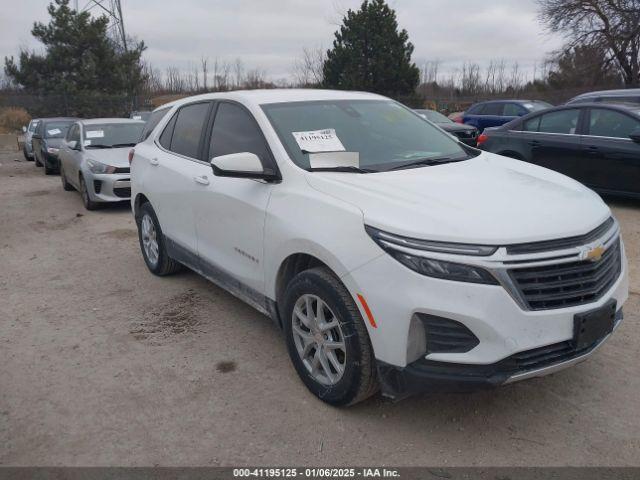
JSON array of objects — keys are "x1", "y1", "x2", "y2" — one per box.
[{"x1": 131, "y1": 89, "x2": 628, "y2": 405}]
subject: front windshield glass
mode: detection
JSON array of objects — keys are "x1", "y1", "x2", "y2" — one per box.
[
  {"x1": 418, "y1": 109, "x2": 452, "y2": 124},
  {"x1": 44, "y1": 122, "x2": 73, "y2": 138},
  {"x1": 83, "y1": 123, "x2": 145, "y2": 148},
  {"x1": 262, "y1": 100, "x2": 471, "y2": 172}
]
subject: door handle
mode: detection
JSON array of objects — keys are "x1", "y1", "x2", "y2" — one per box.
[
  {"x1": 193, "y1": 175, "x2": 210, "y2": 186},
  {"x1": 528, "y1": 140, "x2": 541, "y2": 147},
  {"x1": 149, "y1": 158, "x2": 159, "y2": 166}
]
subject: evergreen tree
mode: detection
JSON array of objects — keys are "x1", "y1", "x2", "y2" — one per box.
[
  {"x1": 4, "y1": 0, "x2": 146, "y2": 97},
  {"x1": 323, "y1": 0, "x2": 420, "y2": 97}
]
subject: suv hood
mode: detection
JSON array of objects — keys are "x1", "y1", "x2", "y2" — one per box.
[
  {"x1": 84, "y1": 147, "x2": 131, "y2": 168},
  {"x1": 306, "y1": 152, "x2": 611, "y2": 245}
]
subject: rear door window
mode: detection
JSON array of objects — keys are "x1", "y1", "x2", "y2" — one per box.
[
  {"x1": 483, "y1": 103, "x2": 504, "y2": 116},
  {"x1": 164, "y1": 102, "x2": 211, "y2": 159},
  {"x1": 588, "y1": 109, "x2": 640, "y2": 139},
  {"x1": 467, "y1": 104, "x2": 485, "y2": 115},
  {"x1": 537, "y1": 109, "x2": 581, "y2": 134},
  {"x1": 504, "y1": 103, "x2": 525, "y2": 116}
]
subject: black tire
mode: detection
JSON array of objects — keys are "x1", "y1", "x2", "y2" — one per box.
[
  {"x1": 34, "y1": 153, "x2": 43, "y2": 167},
  {"x1": 23, "y1": 147, "x2": 32, "y2": 161},
  {"x1": 44, "y1": 158, "x2": 55, "y2": 175},
  {"x1": 60, "y1": 164, "x2": 74, "y2": 191},
  {"x1": 135, "y1": 201, "x2": 182, "y2": 276},
  {"x1": 79, "y1": 176, "x2": 98, "y2": 211},
  {"x1": 282, "y1": 267, "x2": 378, "y2": 406}
]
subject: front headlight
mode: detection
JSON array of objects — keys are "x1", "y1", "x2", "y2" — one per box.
[
  {"x1": 365, "y1": 226, "x2": 498, "y2": 284},
  {"x1": 87, "y1": 159, "x2": 116, "y2": 174},
  {"x1": 47, "y1": 147, "x2": 59, "y2": 155}
]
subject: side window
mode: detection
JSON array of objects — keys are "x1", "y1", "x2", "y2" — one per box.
[
  {"x1": 167, "y1": 102, "x2": 210, "y2": 158},
  {"x1": 140, "y1": 107, "x2": 170, "y2": 141},
  {"x1": 483, "y1": 103, "x2": 504, "y2": 116},
  {"x1": 467, "y1": 103, "x2": 484, "y2": 115},
  {"x1": 66, "y1": 125, "x2": 76, "y2": 141},
  {"x1": 538, "y1": 109, "x2": 580, "y2": 134},
  {"x1": 523, "y1": 116, "x2": 541, "y2": 132},
  {"x1": 588, "y1": 109, "x2": 640, "y2": 139},
  {"x1": 71, "y1": 125, "x2": 81, "y2": 143},
  {"x1": 159, "y1": 114, "x2": 177, "y2": 149},
  {"x1": 208, "y1": 102, "x2": 272, "y2": 165},
  {"x1": 504, "y1": 103, "x2": 525, "y2": 116}
]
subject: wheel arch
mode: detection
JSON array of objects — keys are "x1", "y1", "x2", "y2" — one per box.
[{"x1": 133, "y1": 193, "x2": 150, "y2": 218}]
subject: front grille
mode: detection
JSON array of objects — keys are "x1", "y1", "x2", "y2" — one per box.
[
  {"x1": 416, "y1": 314, "x2": 480, "y2": 353},
  {"x1": 509, "y1": 239, "x2": 621, "y2": 310},
  {"x1": 113, "y1": 187, "x2": 131, "y2": 198}
]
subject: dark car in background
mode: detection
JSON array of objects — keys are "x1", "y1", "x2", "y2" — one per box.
[
  {"x1": 32, "y1": 118, "x2": 77, "y2": 174},
  {"x1": 478, "y1": 103, "x2": 640, "y2": 199},
  {"x1": 415, "y1": 109, "x2": 479, "y2": 146},
  {"x1": 567, "y1": 88, "x2": 640, "y2": 106},
  {"x1": 461, "y1": 100, "x2": 552, "y2": 132}
]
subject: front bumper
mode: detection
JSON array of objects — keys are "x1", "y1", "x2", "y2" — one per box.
[
  {"x1": 377, "y1": 309, "x2": 623, "y2": 398},
  {"x1": 342, "y1": 222, "x2": 629, "y2": 381},
  {"x1": 85, "y1": 172, "x2": 131, "y2": 203}
]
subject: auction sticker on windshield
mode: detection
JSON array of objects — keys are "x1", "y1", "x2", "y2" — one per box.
[
  {"x1": 47, "y1": 129, "x2": 61, "y2": 136},
  {"x1": 292, "y1": 128, "x2": 345, "y2": 153},
  {"x1": 86, "y1": 130, "x2": 105, "y2": 138}
]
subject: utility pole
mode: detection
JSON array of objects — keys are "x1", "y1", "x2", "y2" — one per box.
[{"x1": 79, "y1": 0, "x2": 128, "y2": 52}]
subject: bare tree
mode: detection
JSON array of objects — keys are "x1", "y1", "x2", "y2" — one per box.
[
  {"x1": 293, "y1": 47, "x2": 326, "y2": 86},
  {"x1": 233, "y1": 58, "x2": 245, "y2": 89},
  {"x1": 201, "y1": 56, "x2": 209, "y2": 91},
  {"x1": 537, "y1": 0, "x2": 640, "y2": 86}
]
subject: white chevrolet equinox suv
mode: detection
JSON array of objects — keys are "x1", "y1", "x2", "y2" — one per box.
[{"x1": 131, "y1": 89, "x2": 628, "y2": 405}]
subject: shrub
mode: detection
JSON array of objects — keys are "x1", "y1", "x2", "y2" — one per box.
[{"x1": 0, "y1": 107, "x2": 31, "y2": 133}]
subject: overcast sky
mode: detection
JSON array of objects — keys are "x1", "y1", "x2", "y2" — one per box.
[{"x1": 1, "y1": 0, "x2": 565, "y2": 83}]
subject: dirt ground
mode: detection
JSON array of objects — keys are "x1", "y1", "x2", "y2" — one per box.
[{"x1": 0, "y1": 151, "x2": 639, "y2": 467}]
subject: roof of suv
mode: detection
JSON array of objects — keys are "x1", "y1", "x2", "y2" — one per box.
[
  {"x1": 79, "y1": 118, "x2": 145, "y2": 125},
  {"x1": 156, "y1": 89, "x2": 385, "y2": 111},
  {"x1": 568, "y1": 88, "x2": 640, "y2": 102}
]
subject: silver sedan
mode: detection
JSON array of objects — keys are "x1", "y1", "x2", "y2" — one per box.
[{"x1": 58, "y1": 118, "x2": 145, "y2": 210}]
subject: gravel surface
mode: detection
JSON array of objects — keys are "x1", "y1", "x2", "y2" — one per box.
[{"x1": 1, "y1": 152, "x2": 639, "y2": 466}]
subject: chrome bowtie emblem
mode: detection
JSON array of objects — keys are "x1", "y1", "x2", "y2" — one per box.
[{"x1": 581, "y1": 245, "x2": 605, "y2": 262}]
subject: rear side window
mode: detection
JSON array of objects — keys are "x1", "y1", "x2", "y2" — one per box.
[
  {"x1": 483, "y1": 103, "x2": 504, "y2": 116},
  {"x1": 537, "y1": 109, "x2": 580, "y2": 134},
  {"x1": 140, "y1": 107, "x2": 170, "y2": 141},
  {"x1": 208, "y1": 102, "x2": 272, "y2": 165},
  {"x1": 599, "y1": 96, "x2": 640, "y2": 105},
  {"x1": 163, "y1": 102, "x2": 210, "y2": 158},
  {"x1": 588, "y1": 109, "x2": 640, "y2": 139}
]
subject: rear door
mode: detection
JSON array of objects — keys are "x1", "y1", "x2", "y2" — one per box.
[
  {"x1": 523, "y1": 108, "x2": 586, "y2": 182},
  {"x1": 147, "y1": 101, "x2": 213, "y2": 255},
  {"x1": 193, "y1": 101, "x2": 277, "y2": 298},
  {"x1": 477, "y1": 102, "x2": 506, "y2": 131},
  {"x1": 64, "y1": 124, "x2": 82, "y2": 187},
  {"x1": 581, "y1": 107, "x2": 640, "y2": 195}
]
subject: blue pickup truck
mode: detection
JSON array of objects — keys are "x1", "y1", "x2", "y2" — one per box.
[{"x1": 461, "y1": 100, "x2": 552, "y2": 132}]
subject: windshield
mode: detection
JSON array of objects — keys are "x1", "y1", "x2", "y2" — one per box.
[
  {"x1": 262, "y1": 100, "x2": 471, "y2": 172},
  {"x1": 417, "y1": 109, "x2": 452, "y2": 124},
  {"x1": 28, "y1": 121, "x2": 39, "y2": 133},
  {"x1": 83, "y1": 123, "x2": 145, "y2": 148},
  {"x1": 45, "y1": 122, "x2": 73, "y2": 139}
]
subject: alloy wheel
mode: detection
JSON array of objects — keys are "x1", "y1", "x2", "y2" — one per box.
[
  {"x1": 291, "y1": 294, "x2": 347, "y2": 386},
  {"x1": 140, "y1": 213, "x2": 159, "y2": 267}
]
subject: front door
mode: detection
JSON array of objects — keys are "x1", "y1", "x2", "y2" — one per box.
[
  {"x1": 193, "y1": 101, "x2": 277, "y2": 300},
  {"x1": 580, "y1": 107, "x2": 640, "y2": 195}
]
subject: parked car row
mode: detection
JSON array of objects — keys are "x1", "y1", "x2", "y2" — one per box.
[{"x1": 28, "y1": 89, "x2": 630, "y2": 406}]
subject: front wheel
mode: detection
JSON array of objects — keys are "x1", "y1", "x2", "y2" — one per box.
[
  {"x1": 79, "y1": 176, "x2": 98, "y2": 210},
  {"x1": 282, "y1": 267, "x2": 378, "y2": 406},
  {"x1": 60, "y1": 164, "x2": 73, "y2": 191}
]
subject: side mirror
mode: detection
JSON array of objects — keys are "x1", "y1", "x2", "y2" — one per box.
[
  {"x1": 630, "y1": 129, "x2": 640, "y2": 144},
  {"x1": 22, "y1": 126, "x2": 27, "y2": 133},
  {"x1": 210, "y1": 152, "x2": 279, "y2": 181}
]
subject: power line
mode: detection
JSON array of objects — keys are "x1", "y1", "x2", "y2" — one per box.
[{"x1": 76, "y1": 0, "x2": 128, "y2": 51}]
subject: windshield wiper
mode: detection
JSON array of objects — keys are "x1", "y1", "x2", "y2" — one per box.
[
  {"x1": 111, "y1": 143, "x2": 137, "y2": 148},
  {"x1": 306, "y1": 166, "x2": 376, "y2": 174},
  {"x1": 85, "y1": 144, "x2": 113, "y2": 149},
  {"x1": 389, "y1": 156, "x2": 465, "y2": 171}
]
